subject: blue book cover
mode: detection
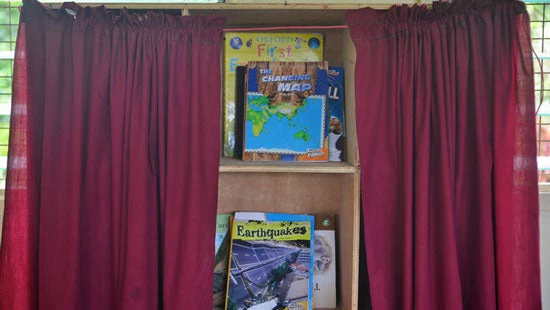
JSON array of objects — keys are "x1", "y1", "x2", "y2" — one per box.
[
  {"x1": 225, "y1": 212, "x2": 315, "y2": 310},
  {"x1": 327, "y1": 67, "x2": 345, "y2": 162},
  {"x1": 243, "y1": 61, "x2": 328, "y2": 161}
]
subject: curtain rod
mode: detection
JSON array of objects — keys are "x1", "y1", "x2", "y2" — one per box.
[{"x1": 223, "y1": 25, "x2": 349, "y2": 32}]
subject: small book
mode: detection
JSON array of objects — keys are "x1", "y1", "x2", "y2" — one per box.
[
  {"x1": 213, "y1": 214, "x2": 232, "y2": 310},
  {"x1": 327, "y1": 67, "x2": 345, "y2": 162},
  {"x1": 225, "y1": 212, "x2": 315, "y2": 310},
  {"x1": 243, "y1": 61, "x2": 329, "y2": 161},
  {"x1": 313, "y1": 214, "x2": 337, "y2": 308}
]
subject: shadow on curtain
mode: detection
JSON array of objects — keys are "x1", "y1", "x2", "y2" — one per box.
[
  {"x1": 347, "y1": 0, "x2": 541, "y2": 309},
  {"x1": 0, "y1": 0, "x2": 225, "y2": 309}
]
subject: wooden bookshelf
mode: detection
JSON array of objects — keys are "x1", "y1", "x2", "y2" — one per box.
[
  {"x1": 217, "y1": 9, "x2": 361, "y2": 309},
  {"x1": 218, "y1": 170, "x2": 360, "y2": 310}
]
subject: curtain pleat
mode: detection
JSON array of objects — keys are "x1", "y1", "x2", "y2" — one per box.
[
  {"x1": 347, "y1": 1, "x2": 541, "y2": 309},
  {"x1": 0, "y1": 1, "x2": 225, "y2": 309}
]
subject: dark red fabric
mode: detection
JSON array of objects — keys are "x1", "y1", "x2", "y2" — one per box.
[
  {"x1": 347, "y1": 1, "x2": 541, "y2": 309},
  {"x1": 0, "y1": 1, "x2": 225, "y2": 309}
]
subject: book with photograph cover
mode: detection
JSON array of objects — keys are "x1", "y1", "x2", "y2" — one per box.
[
  {"x1": 225, "y1": 212, "x2": 315, "y2": 310},
  {"x1": 243, "y1": 61, "x2": 329, "y2": 161},
  {"x1": 223, "y1": 32, "x2": 324, "y2": 158},
  {"x1": 313, "y1": 214, "x2": 337, "y2": 308},
  {"x1": 327, "y1": 67, "x2": 346, "y2": 162}
]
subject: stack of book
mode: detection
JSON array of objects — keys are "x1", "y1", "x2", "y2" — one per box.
[
  {"x1": 213, "y1": 212, "x2": 337, "y2": 310},
  {"x1": 223, "y1": 32, "x2": 346, "y2": 162}
]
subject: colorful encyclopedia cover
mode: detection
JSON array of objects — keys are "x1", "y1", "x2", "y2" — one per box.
[
  {"x1": 225, "y1": 212, "x2": 315, "y2": 310},
  {"x1": 223, "y1": 32, "x2": 324, "y2": 158},
  {"x1": 243, "y1": 61, "x2": 329, "y2": 161}
]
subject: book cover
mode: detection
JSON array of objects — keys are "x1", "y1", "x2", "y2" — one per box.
[
  {"x1": 225, "y1": 212, "x2": 315, "y2": 310},
  {"x1": 313, "y1": 214, "x2": 337, "y2": 309},
  {"x1": 243, "y1": 61, "x2": 329, "y2": 161},
  {"x1": 214, "y1": 214, "x2": 232, "y2": 310},
  {"x1": 223, "y1": 32, "x2": 324, "y2": 158},
  {"x1": 327, "y1": 67, "x2": 345, "y2": 162}
]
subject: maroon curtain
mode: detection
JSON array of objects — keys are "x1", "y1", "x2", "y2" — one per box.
[
  {"x1": 347, "y1": 1, "x2": 541, "y2": 309},
  {"x1": 0, "y1": 1, "x2": 225, "y2": 309}
]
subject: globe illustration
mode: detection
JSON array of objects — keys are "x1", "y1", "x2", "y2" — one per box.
[
  {"x1": 230, "y1": 36, "x2": 243, "y2": 50},
  {"x1": 308, "y1": 37, "x2": 321, "y2": 50}
]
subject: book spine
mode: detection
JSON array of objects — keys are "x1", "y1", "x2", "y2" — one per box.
[
  {"x1": 313, "y1": 214, "x2": 337, "y2": 308},
  {"x1": 328, "y1": 67, "x2": 345, "y2": 162},
  {"x1": 234, "y1": 66, "x2": 247, "y2": 159}
]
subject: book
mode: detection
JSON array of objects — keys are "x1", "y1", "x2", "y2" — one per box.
[
  {"x1": 327, "y1": 67, "x2": 346, "y2": 162},
  {"x1": 214, "y1": 214, "x2": 232, "y2": 310},
  {"x1": 225, "y1": 212, "x2": 315, "y2": 310},
  {"x1": 313, "y1": 214, "x2": 337, "y2": 308},
  {"x1": 223, "y1": 32, "x2": 324, "y2": 158},
  {"x1": 243, "y1": 61, "x2": 329, "y2": 161},
  {"x1": 234, "y1": 66, "x2": 247, "y2": 160}
]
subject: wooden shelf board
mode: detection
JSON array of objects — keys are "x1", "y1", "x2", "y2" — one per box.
[
  {"x1": 43, "y1": 2, "x2": 399, "y2": 10},
  {"x1": 219, "y1": 157, "x2": 360, "y2": 173}
]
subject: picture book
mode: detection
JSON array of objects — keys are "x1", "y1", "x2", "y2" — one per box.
[
  {"x1": 223, "y1": 32, "x2": 324, "y2": 158},
  {"x1": 327, "y1": 67, "x2": 346, "y2": 162},
  {"x1": 243, "y1": 61, "x2": 329, "y2": 161},
  {"x1": 225, "y1": 212, "x2": 315, "y2": 310},
  {"x1": 214, "y1": 214, "x2": 232, "y2": 310},
  {"x1": 313, "y1": 214, "x2": 337, "y2": 308}
]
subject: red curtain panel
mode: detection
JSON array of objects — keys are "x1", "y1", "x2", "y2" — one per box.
[
  {"x1": 0, "y1": 1, "x2": 225, "y2": 309},
  {"x1": 347, "y1": 1, "x2": 541, "y2": 309}
]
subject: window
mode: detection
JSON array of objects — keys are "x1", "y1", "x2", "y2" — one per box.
[
  {"x1": 0, "y1": 1, "x2": 19, "y2": 189},
  {"x1": 528, "y1": 2, "x2": 550, "y2": 184}
]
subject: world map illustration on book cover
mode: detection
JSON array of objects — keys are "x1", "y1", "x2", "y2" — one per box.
[
  {"x1": 225, "y1": 212, "x2": 315, "y2": 310},
  {"x1": 223, "y1": 32, "x2": 324, "y2": 158},
  {"x1": 243, "y1": 61, "x2": 329, "y2": 161}
]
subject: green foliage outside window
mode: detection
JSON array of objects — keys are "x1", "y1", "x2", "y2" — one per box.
[
  {"x1": 526, "y1": 3, "x2": 550, "y2": 182},
  {"x1": 0, "y1": 1, "x2": 19, "y2": 188}
]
